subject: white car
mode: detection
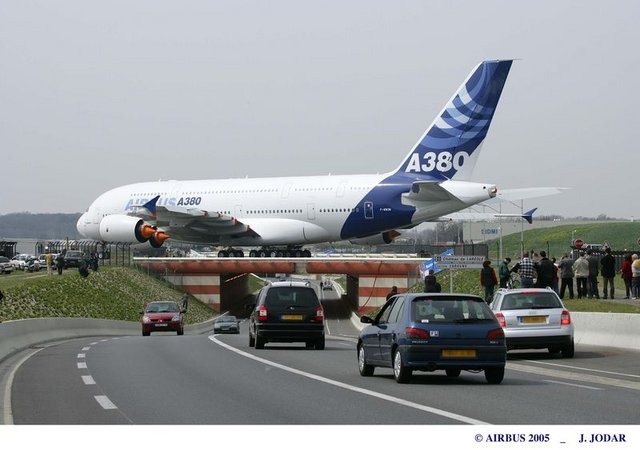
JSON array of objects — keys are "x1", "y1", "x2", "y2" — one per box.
[
  {"x1": 10, "y1": 254, "x2": 31, "y2": 270},
  {"x1": 0, "y1": 256, "x2": 15, "y2": 274},
  {"x1": 490, "y1": 288, "x2": 575, "y2": 358}
]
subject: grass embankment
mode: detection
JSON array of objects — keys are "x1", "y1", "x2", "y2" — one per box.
[{"x1": 0, "y1": 266, "x2": 216, "y2": 323}]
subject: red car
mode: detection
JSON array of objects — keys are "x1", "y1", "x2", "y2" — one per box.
[{"x1": 140, "y1": 301, "x2": 185, "y2": 336}]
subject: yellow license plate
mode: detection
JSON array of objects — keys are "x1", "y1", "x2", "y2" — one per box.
[
  {"x1": 522, "y1": 316, "x2": 546, "y2": 324},
  {"x1": 442, "y1": 349, "x2": 476, "y2": 358},
  {"x1": 282, "y1": 314, "x2": 304, "y2": 320}
]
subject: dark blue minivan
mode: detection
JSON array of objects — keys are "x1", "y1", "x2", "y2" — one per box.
[{"x1": 358, "y1": 293, "x2": 506, "y2": 384}]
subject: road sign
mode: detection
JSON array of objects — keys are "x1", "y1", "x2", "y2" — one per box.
[
  {"x1": 573, "y1": 239, "x2": 584, "y2": 248},
  {"x1": 435, "y1": 255, "x2": 485, "y2": 269}
]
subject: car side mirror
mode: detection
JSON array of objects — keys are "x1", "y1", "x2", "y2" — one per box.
[
  {"x1": 360, "y1": 315, "x2": 374, "y2": 324},
  {"x1": 181, "y1": 309, "x2": 187, "y2": 314},
  {"x1": 139, "y1": 310, "x2": 144, "y2": 315}
]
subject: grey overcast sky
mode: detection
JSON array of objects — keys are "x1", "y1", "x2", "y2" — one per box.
[{"x1": 1, "y1": 0, "x2": 638, "y2": 218}]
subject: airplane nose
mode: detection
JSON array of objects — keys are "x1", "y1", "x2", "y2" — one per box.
[{"x1": 76, "y1": 212, "x2": 87, "y2": 236}]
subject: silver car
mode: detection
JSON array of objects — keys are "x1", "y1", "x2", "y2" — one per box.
[{"x1": 490, "y1": 288, "x2": 574, "y2": 358}]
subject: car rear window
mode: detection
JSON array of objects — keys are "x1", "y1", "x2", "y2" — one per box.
[
  {"x1": 412, "y1": 296, "x2": 495, "y2": 323},
  {"x1": 265, "y1": 287, "x2": 318, "y2": 308},
  {"x1": 146, "y1": 302, "x2": 180, "y2": 313},
  {"x1": 500, "y1": 292, "x2": 562, "y2": 310}
]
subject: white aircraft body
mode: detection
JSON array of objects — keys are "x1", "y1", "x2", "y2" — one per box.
[{"x1": 77, "y1": 60, "x2": 516, "y2": 256}]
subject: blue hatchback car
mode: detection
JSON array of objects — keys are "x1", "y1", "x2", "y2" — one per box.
[{"x1": 358, "y1": 293, "x2": 506, "y2": 384}]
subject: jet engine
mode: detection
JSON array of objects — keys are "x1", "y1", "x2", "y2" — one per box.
[
  {"x1": 99, "y1": 215, "x2": 169, "y2": 246},
  {"x1": 349, "y1": 230, "x2": 400, "y2": 245}
]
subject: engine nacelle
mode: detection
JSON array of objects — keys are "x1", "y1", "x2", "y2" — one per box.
[
  {"x1": 99, "y1": 215, "x2": 151, "y2": 244},
  {"x1": 349, "y1": 230, "x2": 400, "y2": 245}
]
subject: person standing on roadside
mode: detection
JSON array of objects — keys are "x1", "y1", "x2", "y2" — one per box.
[
  {"x1": 586, "y1": 249, "x2": 600, "y2": 299},
  {"x1": 45, "y1": 252, "x2": 54, "y2": 276},
  {"x1": 558, "y1": 254, "x2": 575, "y2": 299},
  {"x1": 480, "y1": 260, "x2": 498, "y2": 303},
  {"x1": 600, "y1": 248, "x2": 616, "y2": 299},
  {"x1": 573, "y1": 252, "x2": 589, "y2": 299},
  {"x1": 621, "y1": 254, "x2": 633, "y2": 299},
  {"x1": 498, "y1": 257, "x2": 512, "y2": 288},
  {"x1": 516, "y1": 252, "x2": 536, "y2": 288},
  {"x1": 631, "y1": 254, "x2": 640, "y2": 300},
  {"x1": 535, "y1": 251, "x2": 554, "y2": 289},
  {"x1": 56, "y1": 251, "x2": 65, "y2": 275}
]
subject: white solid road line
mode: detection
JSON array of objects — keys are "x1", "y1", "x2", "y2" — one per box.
[{"x1": 208, "y1": 335, "x2": 488, "y2": 425}]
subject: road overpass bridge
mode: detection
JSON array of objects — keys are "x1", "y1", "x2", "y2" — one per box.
[{"x1": 134, "y1": 256, "x2": 425, "y2": 315}]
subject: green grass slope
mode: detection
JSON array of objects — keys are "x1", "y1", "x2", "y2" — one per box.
[
  {"x1": 494, "y1": 222, "x2": 640, "y2": 260},
  {"x1": 0, "y1": 266, "x2": 216, "y2": 323}
]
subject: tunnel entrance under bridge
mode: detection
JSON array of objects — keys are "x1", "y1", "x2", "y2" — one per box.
[{"x1": 134, "y1": 257, "x2": 424, "y2": 317}]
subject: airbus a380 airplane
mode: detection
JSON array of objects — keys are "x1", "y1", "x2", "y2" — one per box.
[{"x1": 77, "y1": 60, "x2": 516, "y2": 257}]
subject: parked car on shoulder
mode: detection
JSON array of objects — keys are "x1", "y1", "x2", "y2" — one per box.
[
  {"x1": 140, "y1": 301, "x2": 185, "y2": 336},
  {"x1": 23, "y1": 256, "x2": 41, "y2": 272},
  {"x1": 490, "y1": 288, "x2": 575, "y2": 358},
  {"x1": 10, "y1": 254, "x2": 30, "y2": 270},
  {"x1": 63, "y1": 250, "x2": 85, "y2": 268},
  {"x1": 0, "y1": 256, "x2": 15, "y2": 274},
  {"x1": 213, "y1": 315, "x2": 240, "y2": 334},
  {"x1": 357, "y1": 293, "x2": 506, "y2": 384},
  {"x1": 249, "y1": 280, "x2": 325, "y2": 350}
]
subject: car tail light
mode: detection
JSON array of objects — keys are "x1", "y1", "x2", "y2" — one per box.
[
  {"x1": 315, "y1": 305, "x2": 324, "y2": 322},
  {"x1": 561, "y1": 310, "x2": 571, "y2": 325},
  {"x1": 258, "y1": 305, "x2": 268, "y2": 322},
  {"x1": 495, "y1": 312, "x2": 506, "y2": 327},
  {"x1": 487, "y1": 328, "x2": 505, "y2": 340},
  {"x1": 405, "y1": 327, "x2": 429, "y2": 339}
]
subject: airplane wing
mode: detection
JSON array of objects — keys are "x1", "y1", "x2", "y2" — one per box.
[
  {"x1": 153, "y1": 205, "x2": 258, "y2": 241},
  {"x1": 493, "y1": 187, "x2": 570, "y2": 202},
  {"x1": 435, "y1": 186, "x2": 569, "y2": 222}
]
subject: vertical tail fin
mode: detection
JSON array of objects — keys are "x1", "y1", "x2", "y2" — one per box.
[{"x1": 394, "y1": 60, "x2": 513, "y2": 181}]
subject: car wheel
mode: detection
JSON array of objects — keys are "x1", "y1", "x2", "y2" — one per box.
[
  {"x1": 177, "y1": 328, "x2": 184, "y2": 336},
  {"x1": 305, "y1": 341, "x2": 314, "y2": 349},
  {"x1": 248, "y1": 333, "x2": 255, "y2": 347},
  {"x1": 548, "y1": 346, "x2": 561, "y2": 354},
  {"x1": 315, "y1": 336, "x2": 325, "y2": 350},
  {"x1": 255, "y1": 334, "x2": 265, "y2": 349},
  {"x1": 484, "y1": 367, "x2": 505, "y2": 384},
  {"x1": 561, "y1": 340, "x2": 575, "y2": 358},
  {"x1": 358, "y1": 345, "x2": 374, "y2": 376},
  {"x1": 445, "y1": 368, "x2": 461, "y2": 378},
  {"x1": 142, "y1": 331, "x2": 150, "y2": 336},
  {"x1": 393, "y1": 349, "x2": 412, "y2": 383}
]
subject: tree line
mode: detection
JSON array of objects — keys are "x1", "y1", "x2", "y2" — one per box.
[{"x1": 0, "y1": 213, "x2": 82, "y2": 239}]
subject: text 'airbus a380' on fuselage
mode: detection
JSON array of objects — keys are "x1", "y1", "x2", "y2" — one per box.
[{"x1": 77, "y1": 60, "x2": 513, "y2": 257}]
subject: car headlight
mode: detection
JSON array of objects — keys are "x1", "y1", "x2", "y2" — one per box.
[
  {"x1": 171, "y1": 314, "x2": 182, "y2": 322},
  {"x1": 142, "y1": 316, "x2": 151, "y2": 324}
]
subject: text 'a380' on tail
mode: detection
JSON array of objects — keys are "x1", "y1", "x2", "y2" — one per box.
[{"x1": 392, "y1": 60, "x2": 513, "y2": 182}]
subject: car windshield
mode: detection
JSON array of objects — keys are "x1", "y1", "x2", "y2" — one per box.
[
  {"x1": 265, "y1": 287, "x2": 318, "y2": 308},
  {"x1": 411, "y1": 296, "x2": 495, "y2": 323},
  {"x1": 500, "y1": 292, "x2": 563, "y2": 310},
  {"x1": 146, "y1": 302, "x2": 179, "y2": 313},
  {"x1": 218, "y1": 316, "x2": 236, "y2": 322}
]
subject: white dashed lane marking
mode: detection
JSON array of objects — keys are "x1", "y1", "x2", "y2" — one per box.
[
  {"x1": 77, "y1": 362, "x2": 87, "y2": 369},
  {"x1": 81, "y1": 375, "x2": 96, "y2": 385},
  {"x1": 94, "y1": 395, "x2": 117, "y2": 410}
]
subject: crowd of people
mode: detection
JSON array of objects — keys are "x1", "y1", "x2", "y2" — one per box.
[
  {"x1": 500, "y1": 248, "x2": 640, "y2": 300},
  {"x1": 384, "y1": 248, "x2": 640, "y2": 305}
]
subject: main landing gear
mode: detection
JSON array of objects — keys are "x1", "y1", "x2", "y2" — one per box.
[{"x1": 216, "y1": 246, "x2": 311, "y2": 258}]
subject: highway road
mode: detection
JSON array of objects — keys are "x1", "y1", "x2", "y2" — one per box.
[{"x1": 2, "y1": 288, "x2": 640, "y2": 434}]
